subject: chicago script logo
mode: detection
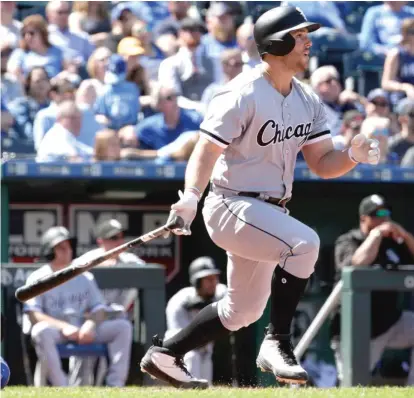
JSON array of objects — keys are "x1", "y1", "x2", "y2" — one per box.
[{"x1": 256, "y1": 120, "x2": 312, "y2": 147}]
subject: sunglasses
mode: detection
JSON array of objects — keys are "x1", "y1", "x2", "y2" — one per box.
[
  {"x1": 372, "y1": 101, "x2": 389, "y2": 107},
  {"x1": 57, "y1": 9, "x2": 70, "y2": 15},
  {"x1": 320, "y1": 77, "x2": 338, "y2": 85},
  {"x1": 370, "y1": 209, "x2": 391, "y2": 218},
  {"x1": 162, "y1": 94, "x2": 177, "y2": 101}
]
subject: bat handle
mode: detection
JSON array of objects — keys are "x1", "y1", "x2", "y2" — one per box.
[{"x1": 168, "y1": 215, "x2": 185, "y2": 230}]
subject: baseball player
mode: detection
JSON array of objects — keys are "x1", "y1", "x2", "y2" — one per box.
[
  {"x1": 23, "y1": 226, "x2": 132, "y2": 386},
  {"x1": 140, "y1": 5, "x2": 381, "y2": 389},
  {"x1": 165, "y1": 257, "x2": 227, "y2": 384}
]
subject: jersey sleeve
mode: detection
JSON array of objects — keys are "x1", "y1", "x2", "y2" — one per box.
[
  {"x1": 303, "y1": 96, "x2": 332, "y2": 146},
  {"x1": 199, "y1": 88, "x2": 247, "y2": 148}
]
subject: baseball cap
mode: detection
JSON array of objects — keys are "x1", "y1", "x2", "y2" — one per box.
[
  {"x1": 179, "y1": 17, "x2": 205, "y2": 33},
  {"x1": 395, "y1": 97, "x2": 414, "y2": 116},
  {"x1": 118, "y1": 37, "x2": 146, "y2": 57},
  {"x1": 367, "y1": 88, "x2": 389, "y2": 104},
  {"x1": 207, "y1": 2, "x2": 232, "y2": 18},
  {"x1": 104, "y1": 54, "x2": 127, "y2": 84},
  {"x1": 94, "y1": 219, "x2": 124, "y2": 239},
  {"x1": 359, "y1": 194, "x2": 391, "y2": 217}
]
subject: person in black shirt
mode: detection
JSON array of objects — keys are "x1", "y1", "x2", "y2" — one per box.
[{"x1": 331, "y1": 194, "x2": 414, "y2": 385}]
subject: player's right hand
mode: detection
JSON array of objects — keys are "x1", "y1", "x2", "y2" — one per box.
[
  {"x1": 348, "y1": 133, "x2": 380, "y2": 165},
  {"x1": 165, "y1": 190, "x2": 198, "y2": 237},
  {"x1": 61, "y1": 324, "x2": 80, "y2": 341}
]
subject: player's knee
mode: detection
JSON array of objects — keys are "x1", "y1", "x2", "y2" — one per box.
[
  {"x1": 110, "y1": 319, "x2": 133, "y2": 339},
  {"x1": 30, "y1": 321, "x2": 54, "y2": 342},
  {"x1": 297, "y1": 227, "x2": 320, "y2": 261},
  {"x1": 219, "y1": 299, "x2": 266, "y2": 331}
]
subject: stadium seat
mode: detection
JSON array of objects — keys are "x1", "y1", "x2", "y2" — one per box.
[
  {"x1": 342, "y1": 50, "x2": 385, "y2": 96},
  {"x1": 34, "y1": 342, "x2": 109, "y2": 387}
]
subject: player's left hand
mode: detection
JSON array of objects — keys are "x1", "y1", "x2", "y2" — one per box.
[
  {"x1": 348, "y1": 133, "x2": 380, "y2": 165},
  {"x1": 78, "y1": 320, "x2": 96, "y2": 344}
]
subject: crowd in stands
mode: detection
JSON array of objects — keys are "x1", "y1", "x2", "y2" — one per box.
[{"x1": 1, "y1": 1, "x2": 414, "y2": 167}]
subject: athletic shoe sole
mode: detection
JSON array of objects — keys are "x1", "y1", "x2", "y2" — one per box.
[
  {"x1": 140, "y1": 355, "x2": 209, "y2": 389},
  {"x1": 256, "y1": 355, "x2": 308, "y2": 385}
]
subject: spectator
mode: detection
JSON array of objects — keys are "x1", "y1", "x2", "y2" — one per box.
[
  {"x1": 46, "y1": 0, "x2": 95, "y2": 71},
  {"x1": 332, "y1": 110, "x2": 364, "y2": 150},
  {"x1": 401, "y1": 145, "x2": 414, "y2": 166},
  {"x1": 331, "y1": 194, "x2": 414, "y2": 386},
  {"x1": 131, "y1": 19, "x2": 166, "y2": 82},
  {"x1": 95, "y1": 54, "x2": 140, "y2": 131},
  {"x1": 117, "y1": 36, "x2": 146, "y2": 75},
  {"x1": 78, "y1": 219, "x2": 146, "y2": 314},
  {"x1": 69, "y1": 2, "x2": 111, "y2": 37},
  {"x1": 85, "y1": 46, "x2": 112, "y2": 96},
  {"x1": 1, "y1": 43, "x2": 23, "y2": 102},
  {"x1": 136, "y1": 84, "x2": 202, "y2": 150},
  {"x1": 23, "y1": 226, "x2": 132, "y2": 387},
  {"x1": 32, "y1": 77, "x2": 76, "y2": 149},
  {"x1": 360, "y1": 116, "x2": 392, "y2": 164},
  {"x1": 100, "y1": 4, "x2": 139, "y2": 53},
  {"x1": 153, "y1": 1, "x2": 192, "y2": 39},
  {"x1": 382, "y1": 18, "x2": 414, "y2": 104},
  {"x1": 126, "y1": 63, "x2": 153, "y2": 116},
  {"x1": 200, "y1": 2, "x2": 238, "y2": 83},
  {"x1": 158, "y1": 18, "x2": 214, "y2": 103},
  {"x1": 165, "y1": 257, "x2": 227, "y2": 384},
  {"x1": 94, "y1": 129, "x2": 121, "y2": 161},
  {"x1": 1, "y1": 97, "x2": 14, "y2": 136},
  {"x1": 310, "y1": 65, "x2": 366, "y2": 136},
  {"x1": 37, "y1": 100, "x2": 93, "y2": 162},
  {"x1": 388, "y1": 98, "x2": 414, "y2": 163},
  {"x1": 8, "y1": 66, "x2": 51, "y2": 142},
  {"x1": 201, "y1": 48, "x2": 244, "y2": 108},
  {"x1": 360, "y1": 1, "x2": 414, "y2": 56},
  {"x1": 76, "y1": 80, "x2": 98, "y2": 110},
  {"x1": 0, "y1": 1, "x2": 22, "y2": 49},
  {"x1": 7, "y1": 15, "x2": 64, "y2": 81},
  {"x1": 236, "y1": 22, "x2": 261, "y2": 72}
]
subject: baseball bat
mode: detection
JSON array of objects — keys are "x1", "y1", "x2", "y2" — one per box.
[{"x1": 15, "y1": 216, "x2": 184, "y2": 303}]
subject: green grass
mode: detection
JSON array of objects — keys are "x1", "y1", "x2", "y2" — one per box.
[{"x1": 3, "y1": 387, "x2": 414, "y2": 398}]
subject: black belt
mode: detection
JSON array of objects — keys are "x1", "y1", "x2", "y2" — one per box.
[{"x1": 237, "y1": 192, "x2": 290, "y2": 208}]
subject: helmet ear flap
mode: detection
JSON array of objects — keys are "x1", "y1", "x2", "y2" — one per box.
[{"x1": 266, "y1": 33, "x2": 296, "y2": 56}]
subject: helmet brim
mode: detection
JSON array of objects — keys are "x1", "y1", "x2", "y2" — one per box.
[
  {"x1": 268, "y1": 21, "x2": 321, "y2": 41},
  {"x1": 193, "y1": 269, "x2": 221, "y2": 281}
]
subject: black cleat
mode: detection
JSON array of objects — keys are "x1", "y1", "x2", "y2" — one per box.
[
  {"x1": 256, "y1": 333, "x2": 308, "y2": 385},
  {"x1": 140, "y1": 335, "x2": 209, "y2": 389}
]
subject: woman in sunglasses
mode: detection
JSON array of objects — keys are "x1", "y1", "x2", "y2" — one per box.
[
  {"x1": 7, "y1": 15, "x2": 63, "y2": 82},
  {"x1": 382, "y1": 18, "x2": 414, "y2": 104}
]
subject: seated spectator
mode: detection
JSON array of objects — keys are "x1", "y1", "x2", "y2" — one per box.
[
  {"x1": 76, "y1": 80, "x2": 98, "y2": 110},
  {"x1": 361, "y1": 116, "x2": 393, "y2": 164},
  {"x1": 360, "y1": 1, "x2": 414, "y2": 56},
  {"x1": 200, "y1": 2, "x2": 238, "y2": 83},
  {"x1": 8, "y1": 67, "x2": 51, "y2": 141},
  {"x1": 7, "y1": 15, "x2": 64, "y2": 81},
  {"x1": 201, "y1": 48, "x2": 244, "y2": 109},
  {"x1": 136, "y1": 84, "x2": 202, "y2": 151},
  {"x1": 153, "y1": 1, "x2": 192, "y2": 43},
  {"x1": 95, "y1": 54, "x2": 140, "y2": 131},
  {"x1": 126, "y1": 63, "x2": 153, "y2": 117},
  {"x1": 33, "y1": 77, "x2": 102, "y2": 149},
  {"x1": 84, "y1": 46, "x2": 112, "y2": 96},
  {"x1": 401, "y1": 145, "x2": 414, "y2": 166},
  {"x1": 69, "y1": 1, "x2": 111, "y2": 37},
  {"x1": 0, "y1": 1, "x2": 22, "y2": 49},
  {"x1": 131, "y1": 19, "x2": 166, "y2": 82},
  {"x1": 117, "y1": 36, "x2": 146, "y2": 76},
  {"x1": 94, "y1": 129, "x2": 121, "y2": 161},
  {"x1": 37, "y1": 100, "x2": 93, "y2": 162},
  {"x1": 158, "y1": 18, "x2": 214, "y2": 103},
  {"x1": 1, "y1": 97, "x2": 14, "y2": 136},
  {"x1": 46, "y1": 1, "x2": 95, "y2": 70},
  {"x1": 382, "y1": 18, "x2": 414, "y2": 104},
  {"x1": 331, "y1": 194, "x2": 414, "y2": 386},
  {"x1": 78, "y1": 219, "x2": 146, "y2": 315},
  {"x1": 1, "y1": 43, "x2": 23, "y2": 102},
  {"x1": 310, "y1": 65, "x2": 367, "y2": 136},
  {"x1": 23, "y1": 226, "x2": 132, "y2": 387},
  {"x1": 236, "y1": 22, "x2": 261, "y2": 72},
  {"x1": 388, "y1": 98, "x2": 414, "y2": 163},
  {"x1": 332, "y1": 110, "x2": 364, "y2": 150}
]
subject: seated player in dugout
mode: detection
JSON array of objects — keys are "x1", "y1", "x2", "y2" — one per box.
[
  {"x1": 331, "y1": 194, "x2": 414, "y2": 386},
  {"x1": 164, "y1": 257, "x2": 227, "y2": 385}
]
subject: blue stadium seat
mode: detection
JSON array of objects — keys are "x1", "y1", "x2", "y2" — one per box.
[
  {"x1": 56, "y1": 342, "x2": 108, "y2": 359},
  {"x1": 342, "y1": 50, "x2": 385, "y2": 96}
]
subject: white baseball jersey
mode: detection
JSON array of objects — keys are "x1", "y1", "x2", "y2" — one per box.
[{"x1": 200, "y1": 65, "x2": 332, "y2": 199}]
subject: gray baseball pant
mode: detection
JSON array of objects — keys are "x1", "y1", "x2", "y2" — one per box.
[{"x1": 31, "y1": 318, "x2": 132, "y2": 386}]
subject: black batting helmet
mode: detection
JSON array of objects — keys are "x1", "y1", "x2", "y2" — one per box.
[
  {"x1": 254, "y1": 6, "x2": 320, "y2": 57},
  {"x1": 189, "y1": 257, "x2": 221, "y2": 288},
  {"x1": 40, "y1": 226, "x2": 77, "y2": 261}
]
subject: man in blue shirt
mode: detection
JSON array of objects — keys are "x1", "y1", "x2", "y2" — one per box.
[
  {"x1": 95, "y1": 54, "x2": 140, "y2": 131},
  {"x1": 360, "y1": 1, "x2": 414, "y2": 56},
  {"x1": 136, "y1": 84, "x2": 202, "y2": 150}
]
